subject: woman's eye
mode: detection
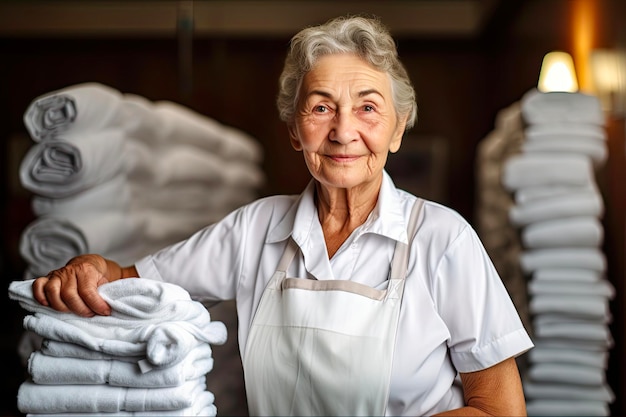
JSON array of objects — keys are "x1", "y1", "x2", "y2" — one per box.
[
  {"x1": 363, "y1": 105, "x2": 375, "y2": 112},
  {"x1": 314, "y1": 105, "x2": 328, "y2": 113}
]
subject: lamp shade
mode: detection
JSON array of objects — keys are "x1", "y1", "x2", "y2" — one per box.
[{"x1": 538, "y1": 51, "x2": 579, "y2": 92}]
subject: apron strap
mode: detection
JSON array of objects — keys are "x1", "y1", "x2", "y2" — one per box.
[
  {"x1": 276, "y1": 237, "x2": 299, "y2": 273},
  {"x1": 389, "y1": 198, "x2": 425, "y2": 280}
]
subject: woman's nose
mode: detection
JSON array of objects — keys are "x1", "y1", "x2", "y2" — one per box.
[{"x1": 329, "y1": 111, "x2": 358, "y2": 144}]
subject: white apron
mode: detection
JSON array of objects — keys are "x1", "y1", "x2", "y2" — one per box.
[{"x1": 243, "y1": 200, "x2": 424, "y2": 416}]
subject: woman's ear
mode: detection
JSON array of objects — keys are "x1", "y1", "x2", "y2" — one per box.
[
  {"x1": 389, "y1": 115, "x2": 408, "y2": 153},
  {"x1": 288, "y1": 124, "x2": 303, "y2": 151}
]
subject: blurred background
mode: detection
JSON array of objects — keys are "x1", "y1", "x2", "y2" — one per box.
[{"x1": 1, "y1": 0, "x2": 625, "y2": 416}]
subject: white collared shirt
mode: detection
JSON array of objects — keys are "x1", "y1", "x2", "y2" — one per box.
[{"x1": 136, "y1": 170, "x2": 533, "y2": 416}]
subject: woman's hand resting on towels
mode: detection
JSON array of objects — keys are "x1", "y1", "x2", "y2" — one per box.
[{"x1": 33, "y1": 254, "x2": 138, "y2": 317}]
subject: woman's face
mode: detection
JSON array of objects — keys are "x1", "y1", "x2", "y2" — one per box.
[{"x1": 290, "y1": 53, "x2": 407, "y2": 191}]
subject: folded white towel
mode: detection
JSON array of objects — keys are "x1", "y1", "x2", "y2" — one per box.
[
  {"x1": 528, "y1": 278, "x2": 615, "y2": 298},
  {"x1": 17, "y1": 377, "x2": 207, "y2": 413},
  {"x1": 509, "y1": 190, "x2": 604, "y2": 226},
  {"x1": 520, "y1": 248, "x2": 607, "y2": 273},
  {"x1": 533, "y1": 321, "x2": 611, "y2": 343},
  {"x1": 40, "y1": 339, "x2": 142, "y2": 362},
  {"x1": 525, "y1": 399, "x2": 610, "y2": 416},
  {"x1": 521, "y1": 216, "x2": 604, "y2": 248},
  {"x1": 515, "y1": 183, "x2": 597, "y2": 205},
  {"x1": 9, "y1": 279, "x2": 227, "y2": 367},
  {"x1": 529, "y1": 294, "x2": 610, "y2": 319},
  {"x1": 531, "y1": 336, "x2": 612, "y2": 352},
  {"x1": 525, "y1": 122, "x2": 607, "y2": 142},
  {"x1": 153, "y1": 100, "x2": 263, "y2": 163},
  {"x1": 522, "y1": 138, "x2": 608, "y2": 165},
  {"x1": 19, "y1": 131, "x2": 128, "y2": 198},
  {"x1": 28, "y1": 343, "x2": 214, "y2": 387},
  {"x1": 533, "y1": 267, "x2": 603, "y2": 283},
  {"x1": 528, "y1": 363, "x2": 606, "y2": 386},
  {"x1": 521, "y1": 88, "x2": 605, "y2": 126},
  {"x1": 524, "y1": 381, "x2": 614, "y2": 402},
  {"x1": 501, "y1": 153, "x2": 594, "y2": 191},
  {"x1": 528, "y1": 345, "x2": 610, "y2": 369}
]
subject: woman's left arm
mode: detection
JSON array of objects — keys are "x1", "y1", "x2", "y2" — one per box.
[{"x1": 435, "y1": 357, "x2": 527, "y2": 417}]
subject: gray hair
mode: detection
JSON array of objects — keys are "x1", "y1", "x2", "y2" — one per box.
[{"x1": 276, "y1": 15, "x2": 417, "y2": 130}]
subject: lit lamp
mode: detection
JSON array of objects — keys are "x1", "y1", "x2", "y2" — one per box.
[
  {"x1": 590, "y1": 49, "x2": 626, "y2": 116},
  {"x1": 537, "y1": 51, "x2": 579, "y2": 93}
]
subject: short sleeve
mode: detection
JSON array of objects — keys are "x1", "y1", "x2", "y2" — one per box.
[{"x1": 433, "y1": 226, "x2": 533, "y2": 373}]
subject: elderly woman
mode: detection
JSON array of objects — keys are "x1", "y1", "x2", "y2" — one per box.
[{"x1": 33, "y1": 15, "x2": 533, "y2": 416}]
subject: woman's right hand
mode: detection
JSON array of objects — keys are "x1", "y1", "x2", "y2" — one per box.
[{"x1": 32, "y1": 254, "x2": 115, "y2": 317}]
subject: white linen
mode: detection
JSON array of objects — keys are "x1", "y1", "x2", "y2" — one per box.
[
  {"x1": 501, "y1": 153, "x2": 594, "y2": 191},
  {"x1": 533, "y1": 321, "x2": 611, "y2": 343},
  {"x1": 515, "y1": 183, "x2": 596, "y2": 205},
  {"x1": 528, "y1": 345, "x2": 609, "y2": 369},
  {"x1": 40, "y1": 339, "x2": 142, "y2": 362},
  {"x1": 524, "y1": 123, "x2": 607, "y2": 142},
  {"x1": 521, "y1": 216, "x2": 604, "y2": 248},
  {"x1": 529, "y1": 294, "x2": 610, "y2": 319},
  {"x1": 520, "y1": 248, "x2": 607, "y2": 273},
  {"x1": 533, "y1": 267, "x2": 604, "y2": 283},
  {"x1": 17, "y1": 377, "x2": 207, "y2": 414},
  {"x1": 524, "y1": 381, "x2": 613, "y2": 402},
  {"x1": 528, "y1": 363, "x2": 606, "y2": 386},
  {"x1": 19, "y1": 131, "x2": 127, "y2": 198},
  {"x1": 509, "y1": 191, "x2": 604, "y2": 226},
  {"x1": 522, "y1": 137, "x2": 608, "y2": 165},
  {"x1": 28, "y1": 344, "x2": 213, "y2": 387},
  {"x1": 528, "y1": 278, "x2": 615, "y2": 298},
  {"x1": 521, "y1": 88, "x2": 605, "y2": 126}
]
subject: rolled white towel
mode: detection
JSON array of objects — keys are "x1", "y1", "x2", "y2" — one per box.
[
  {"x1": 31, "y1": 174, "x2": 132, "y2": 217},
  {"x1": 509, "y1": 190, "x2": 604, "y2": 226},
  {"x1": 19, "y1": 212, "x2": 144, "y2": 276},
  {"x1": 28, "y1": 343, "x2": 214, "y2": 387},
  {"x1": 525, "y1": 122, "x2": 607, "y2": 142},
  {"x1": 522, "y1": 138, "x2": 608, "y2": 165},
  {"x1": 23, "y1": 83, "x2": 161, "y2": 142},
  {"x1": 501, "y1": 153, "x2": 594, "y2": 191},
  {"x1": 521, "y1": 88, "x2": 605, "y2": 126},
  {"x1": 521, "y1": 216, "x2": 604, "y2": 248},
  {"x1": 17, "y1": 377, "x2": 208, "y2": 414},
  {"x1": 19, "y1": 130, "x2": 128, "y2": 198},
  {"x1": 153, "y1": 100, "x2": 263, "y2": 163},
  {"x1": 525, "y1": 399, "x2": 610, "y2": 416},
  {"x1": 515, "y1": 183, "x2": 597, "y2": 205},
  {"x1": 520, "y1": 248, "x2": 606, "y2": 273}
]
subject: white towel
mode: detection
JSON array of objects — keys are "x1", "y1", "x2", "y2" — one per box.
[
  {"x1": 521, "y1": 88, "x2": 605, "y2": 126},
  {"x1": 524, "y1": 122, "x2": 607, "y2": 142},
  {"x1": 19, "y1": 130, "x2": 129, "y2": 198},
  {"x1": 19, "y1": 212, "x2": 144, "y2": 277},
  {"x1": 17, "y1": 377, "x2": 207, "y2": 413},
  {"x1": 522, "y1": 138, "x2": 608, "y2": 165},
  {"x1": 153, "y1": 100, "x2": 263, "y2": 163},
  {"x1": 529, "y1": 294, "x2": 610, "y2": 319},
  {"x1": 31, "y1": 174, "x2": 132, "y2": 217},
  {"x1": 525, "y1": 399, "x2": 610, "y2": 416},
  {"x1": 520, "y1": 248, "x2": 607, "y2": 273},
  {"x1": 524, "y1": 381, "x2": 614, "y2": 402},
  {"x1": 528, "y1": 278, "x2": 615, "y2": 298},
  {"x1": 515, "y1": 183, "x2": 597, "y2": 205},
  {"x1": 28, "y1": 343, "x2": 213, "y2": 387},
  {"x1": 528, "y1": 345, "x2": 610, "y2": 369},
  {"x1": 40, "y1": 339, "x2": 142, "y2": 362},
  {"x1": 531, "y1": 336, "x2": 611, "y2": 352},
  {"x1": 533, "y1": 321, "x2": 611, "y2": 343},
  {"x1": 501, "y1": 153, "x2": 594, "y2": 191},
  {"x1": 509, "y1": 191, "x2": 604, "y2": 226},
  {"x1": 533, "y1": 268, "x2": 604, "y2": 283},
  {"x1": 521, "y1": 216, "x2": 604, "y2": 248},
  {"x1": 9, "y1": 279, "x2": 227, "y2": 367},
  {"x1": 527, "y1": 363, "x2": 606, "y2": 386},
  {"x1": 23, "y1": 83, "x2": 161, "y2": 142}
]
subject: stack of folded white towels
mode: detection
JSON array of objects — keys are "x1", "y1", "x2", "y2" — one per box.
[
  {"x1": 501, "y1": 88, "x2": 614, "y2": 416},
  {"x1": 9, "y1": 277, "x2": 228, "y2": 416},
  {"x1": 18, "y1": 82, "x2": 265, "y2": 279}
]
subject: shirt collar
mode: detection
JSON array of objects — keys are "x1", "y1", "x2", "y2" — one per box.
[{"x1": 266, "y1": 170, "x2": 409, "y2": 245}]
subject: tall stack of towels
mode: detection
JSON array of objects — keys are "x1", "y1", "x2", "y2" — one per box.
[
  {"x1": 9, "y1": 278, "x2": 228, "y2": 416},
  {"x1": 18, "y1": 82, "x2": 265, "y2": 279},
  {"x1": 497, "y1": 88, "x2": 614, "y2": 416}
]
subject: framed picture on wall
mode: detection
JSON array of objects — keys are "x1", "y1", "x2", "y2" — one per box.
[{"x1": 386, "y1": 135, "x2": 449, "y2": 204}]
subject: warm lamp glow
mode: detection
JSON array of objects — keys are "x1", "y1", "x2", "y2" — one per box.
[
  {"x1": 590, "y1": 49, "x2": 626, "y2": 114},
  {"x1": 538, "y1": 51, "x2": 579, "y2": 92}
]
